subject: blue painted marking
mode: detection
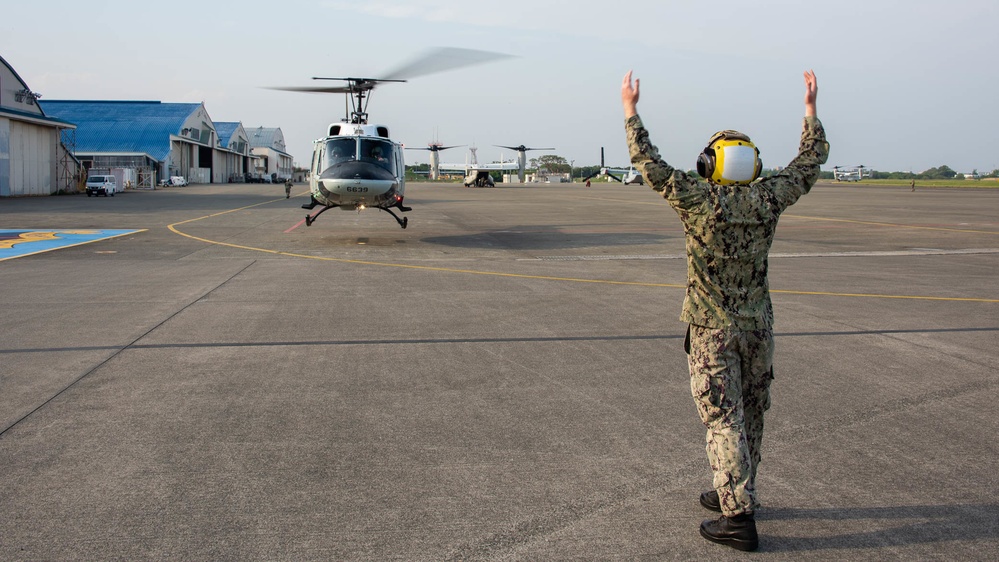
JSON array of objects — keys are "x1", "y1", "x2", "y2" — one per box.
[{"x1": 0, "y1": 229, "x2": 144, "y2": 261}]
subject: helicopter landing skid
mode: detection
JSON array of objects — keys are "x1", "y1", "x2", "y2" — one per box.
[
  {"x1": 304, "y1": 200, "x2": 411, "y2": 228},
  {"x1": 376, "y1": 204, "x2": 409, "y2": 229},
  {"x1": 305, "y1": 204, "x2": 337, "y2": 226}
]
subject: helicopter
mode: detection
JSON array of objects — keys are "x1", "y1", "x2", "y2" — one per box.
[{"x1": 269, "y1": 48, "x2": 512, "y2": 228}]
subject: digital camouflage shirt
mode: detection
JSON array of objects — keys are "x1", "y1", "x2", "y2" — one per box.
[{"x1": 625, "y1": 115, "x2": 829, "y2": 330}]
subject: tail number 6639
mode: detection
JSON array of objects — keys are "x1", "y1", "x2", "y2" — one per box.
[{"x1": 346, "y1": 186, "x2": 369, "y2": 193}]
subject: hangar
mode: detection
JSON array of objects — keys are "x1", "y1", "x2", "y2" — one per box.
[
  {"x1": 0, "y1": 55, "x2": 79, "y2": 196},
  {"x1": 247, "y1": 126, "x2": 293, "y2": 182},
  {"x1": 40, "y1": 100, "x2": 257, "y2": 187},
  {"x1": 213, "y1": 121, "x2": 253, "y2": 182}
]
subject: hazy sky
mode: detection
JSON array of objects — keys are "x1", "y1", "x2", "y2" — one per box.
[{"x1": 4, "y1": 0, "x2": 997, "y2": 174}]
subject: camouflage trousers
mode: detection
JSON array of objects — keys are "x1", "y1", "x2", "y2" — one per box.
[{"x1": 687, "y1": 324, "x2": 774, "y2": 516}]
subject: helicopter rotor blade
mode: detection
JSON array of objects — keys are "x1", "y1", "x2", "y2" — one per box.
[
  {"x1": 265, "y1": 85, "x2": 356, "y2": 94},
  {"x1": 380, "y1": 47, "x2": 514, "y2": 81},
  {"x1": 267, "y1": 48, "x2": 510, "y2": 96},
  {"x1": 309, "y1": 77, "x2": 408, "y2": 92},
  {"x1": 310, "y1": 77, "x2": 406, "y2": 83}
]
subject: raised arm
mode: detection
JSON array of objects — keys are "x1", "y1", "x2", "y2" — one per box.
[
  {"x1": 621, "y1": 71, "x2": 705, "y2": 210},
  {"x1": 804, "y1": 70, "x2": 817, "y2": 118},
  {"x1": 766, "y1": 70, "x2": 828, "y2": 210}
]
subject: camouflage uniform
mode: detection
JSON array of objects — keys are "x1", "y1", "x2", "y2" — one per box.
[{"x1": 625, "y1": 115, "x2": 829, "y2": 516}]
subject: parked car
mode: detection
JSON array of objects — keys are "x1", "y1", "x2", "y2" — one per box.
[
  {"x1": 159, "y1": 176, "x2": 189, "y2": 187},
  {"x1": 86, "y1": 174, "x2": 118, "y2": 197}
]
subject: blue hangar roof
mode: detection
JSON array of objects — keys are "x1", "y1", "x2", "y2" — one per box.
[
  {"x1": 214, "y1": 121, "x2": 241, "y2": 147},
  {"x1": 39, "y1": 100, "x2": 202, "y2": 162}
]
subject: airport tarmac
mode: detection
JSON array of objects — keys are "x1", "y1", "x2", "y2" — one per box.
[{"x1": 1, "y1": 180, "x2": 997, "y2": 560}]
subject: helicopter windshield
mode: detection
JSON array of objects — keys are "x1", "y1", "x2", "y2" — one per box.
[
  {"x1": 324, "y1": 138, "x2": 357, "y2": 168},
  {"x1": 359, "y1": 138, "x2": 396, "y2": 173}
]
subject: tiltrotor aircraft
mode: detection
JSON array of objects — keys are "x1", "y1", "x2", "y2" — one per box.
[
  {"x1": 832, "y1": 165, "x2": 868, "y2": 182},
  {"x1": 495, "y1": 144, "x2": 555, "y2": 183},
  {"x1": 584, "y1": 147, "x2": 644, "y2": 185},
  {"x1": 269, "y1": 48, "x2": 511, "y2": 228},
  {"x1": 439, "y1": 146, "x2": 519, "y2": 187}
]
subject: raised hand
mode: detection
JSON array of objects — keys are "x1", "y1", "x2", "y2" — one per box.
[
  {"x1": 804, "y1": 70, "x2": 817, "y2": 117},
  {"x1": 622, "y1": 70, "x2": 640, "y2": 118}
]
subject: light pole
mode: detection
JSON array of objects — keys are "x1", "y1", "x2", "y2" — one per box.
[{"x1": 570, "y1": 159, "x2": 575, "y2": 183}]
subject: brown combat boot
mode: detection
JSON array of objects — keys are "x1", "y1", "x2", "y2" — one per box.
[{"x1": 699, "y1": 512, "x2": 759, "y2": 552}]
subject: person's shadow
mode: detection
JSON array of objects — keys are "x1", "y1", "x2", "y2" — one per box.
[{"x1": 756, "y1": 504, "x2": 999, "y2": 552}]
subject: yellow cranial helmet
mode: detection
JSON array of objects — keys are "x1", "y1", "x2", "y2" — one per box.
[{"x1": 696, "y1": 130, "x2": 762, "y2": 186}]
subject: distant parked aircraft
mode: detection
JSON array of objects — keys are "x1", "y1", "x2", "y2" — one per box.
[
  {"x1": 440, "y1": 146, "x2": 519, "y2": 187},
  {"x1": 832, "y1": 165, "x2": 869, "y2": 182}
]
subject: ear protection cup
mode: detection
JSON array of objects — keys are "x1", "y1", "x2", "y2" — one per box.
[{"x1": 696, "y1": 148, "x2": 715, "y2": 179}]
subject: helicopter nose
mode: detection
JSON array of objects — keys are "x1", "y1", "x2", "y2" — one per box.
[{"x1": 320, "y1": 161, "x2": 396, "y2": 182}]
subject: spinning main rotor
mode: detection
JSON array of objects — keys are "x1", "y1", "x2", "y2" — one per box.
[{"x1": 269, "y1": 47, "x2": 512, "y2": 124}]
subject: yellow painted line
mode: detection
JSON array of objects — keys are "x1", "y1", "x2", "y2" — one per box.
[
  {"x1": 169, "y1": 197, "x2": 281, "y2": 226},
  {"x1": 769, "y1": 289, "x2": 998, "y2": 303},
  {"x1": 575, "y1": 195, "x2": 999, "y2": 235},
  {"x1": 574, "y1": 195, "x2": 663, "y2": 206},
  {"x1": 783, "y1": 214, "x2": 998, "y2": 235},
  {"x1": 167, "y1": 197, "x2": 999, "y2": 304}
]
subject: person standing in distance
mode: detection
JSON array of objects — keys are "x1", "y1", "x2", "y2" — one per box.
[{"x1": 621, "y1": 70, "x2": 829, "y2": 551}]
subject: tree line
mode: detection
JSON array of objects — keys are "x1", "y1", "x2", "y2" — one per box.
[{"x1": 818, "y1": 165, "x2": 997, "y2": 180}]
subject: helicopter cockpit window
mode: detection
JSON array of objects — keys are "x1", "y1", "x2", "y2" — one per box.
[
  {"x1": 324, "y1": 139, "x2": 357, "y2": 168},
  {"x1": 359, "y1": 139, "x2": 395, "y2": 173}
]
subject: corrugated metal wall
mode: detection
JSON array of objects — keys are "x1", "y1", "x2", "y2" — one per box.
[
  {"x1": 0, "y1": 119, "x2": 57, "y2": 196},
  {"x1": 0, "y1": 118, "x2": 10, "y2": 196}
]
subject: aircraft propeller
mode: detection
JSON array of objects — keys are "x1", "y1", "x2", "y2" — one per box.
[
  {"x1": 493, "y1": 145, "x2": 555, "y2": 182},
  {"x1": 407, "y1": 144, "x2": 465, "y2": 152},
  {"x1": 494, "y1": 145, "x2": 555, "y2": 153}
]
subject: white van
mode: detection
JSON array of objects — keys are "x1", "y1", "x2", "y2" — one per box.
[{"x1": 86, "y1": 174, "x2": 119, "y2": 197}]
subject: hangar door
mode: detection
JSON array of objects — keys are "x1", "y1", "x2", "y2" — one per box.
[{"x1": 7, "y1": 121, "x2": 55, "y2": 196}]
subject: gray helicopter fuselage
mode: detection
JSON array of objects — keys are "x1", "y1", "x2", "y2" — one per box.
[{"x1": 309, "y1": 123, "x2": 406, "y2": 211}]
